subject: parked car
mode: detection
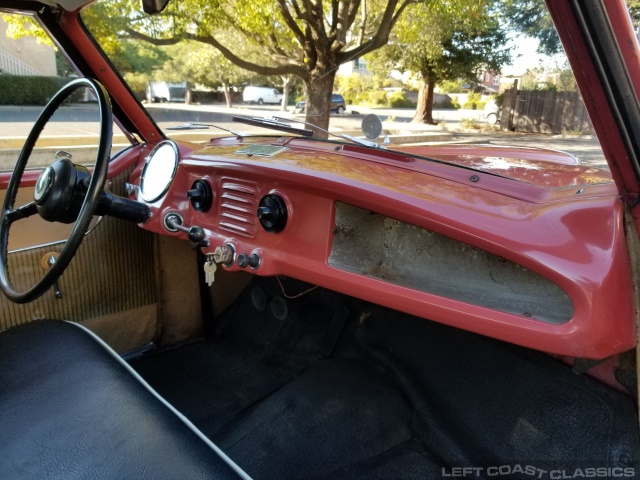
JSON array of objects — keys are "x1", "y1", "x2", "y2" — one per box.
[
  {"x1": 242, "y1": 86, "x2": 283, "y2": 105},
  {"x1": 1, "y1": 0, "x2": 639, "y2": 479},
  {"x1": 295, "y1": 93, "x2": 346, "y2": 114}
]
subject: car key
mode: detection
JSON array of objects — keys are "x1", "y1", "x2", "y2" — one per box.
[{"x1": 204, "y1": 257, "x2": 217, "y2": 286}]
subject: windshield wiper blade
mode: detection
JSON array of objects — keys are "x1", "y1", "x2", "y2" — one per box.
[
  {"x1": 166, "y1": 122, "x2": 246, "y2": 136},
  {"x1": 269, "y1": 116, "x2": 387, "y2": 149},
  {"x1": 231, "y1": 116, "x2": 314, "y2": 137}
]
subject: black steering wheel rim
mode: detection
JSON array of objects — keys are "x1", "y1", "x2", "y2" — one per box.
[{"x1": 0, "y1": 78, "x2": 112, "y2": 303}]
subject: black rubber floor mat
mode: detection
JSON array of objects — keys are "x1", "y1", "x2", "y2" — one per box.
[{"x1": 133, "y1": 277, "x2": 640, "y2": 479}]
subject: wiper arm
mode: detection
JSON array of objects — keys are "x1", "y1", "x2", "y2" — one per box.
[
  {"x1": 231, "y1": 116, "x2": 314, "y2": 137},
  {"x1": 166, "y1": 122, "x2": 246, "y2": 136},
  {"x1": 269, "y1": 116, "x2": 387, "y2": 149}
]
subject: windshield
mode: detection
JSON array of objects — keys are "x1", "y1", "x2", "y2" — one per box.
[
  {"x1": 0, "y1": 12, "x2": 128, "y2": 172},
  {"x1": 77, "y1": 0, "x2": 616, "y2": 178}
]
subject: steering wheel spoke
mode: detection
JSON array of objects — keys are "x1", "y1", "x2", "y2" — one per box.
[
  {"x1": 5, "y1": 201, "x2": 38, "y2": 223},
  {"x1": 0, "y1": 78, "x2": 112, "y2": 303}
]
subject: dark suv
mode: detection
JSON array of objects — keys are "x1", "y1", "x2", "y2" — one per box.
[{"x1": 295, "y1": 93, "x2": 346, "y2": 114}]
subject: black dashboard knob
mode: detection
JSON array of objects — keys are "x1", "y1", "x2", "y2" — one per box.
[
  {"x1": 237, "y1": 252, "x2": 260, "y2": 269},
  {"x1": 188, "y1": 180, "x2": 213, "y2": 212},
  {"x1": 257, "y1": 194, "x2": 287, "y2": 233},
  {"x1": 257, "y1": 206, "x2": 272, "y2": 219}
]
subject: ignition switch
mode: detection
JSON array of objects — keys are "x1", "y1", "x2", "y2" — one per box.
[{"x1": 213, "y1": 244, "x2": 235, "y2": 267}]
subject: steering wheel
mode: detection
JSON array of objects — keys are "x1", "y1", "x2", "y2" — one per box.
[{"x1": 0, "y1": 78, "x2": 112, "y2": 304}]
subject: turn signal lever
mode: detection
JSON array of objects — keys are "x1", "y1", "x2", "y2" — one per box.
[
  {"x1": 164, "y1": 213, "x2": 209, "y2": 248},
  {"x1": 95, "y1": 192, "x2": 150, "y2": 223}
]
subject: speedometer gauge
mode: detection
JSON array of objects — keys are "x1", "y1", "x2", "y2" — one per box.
[{"x1": 140, "y1": 140, "x2": 179, "y2": 202}]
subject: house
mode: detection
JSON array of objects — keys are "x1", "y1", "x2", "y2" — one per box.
[
  {"x1": 337, "y1": 57, "x2": 370, "y2": 76},
  {"x1": 478, "y1": 70, "x2": 500, "y2": 92}
]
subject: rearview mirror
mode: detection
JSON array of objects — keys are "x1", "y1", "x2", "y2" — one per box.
[{"x1": 142, "y1": 0, "x2": 169, "y2": 14}]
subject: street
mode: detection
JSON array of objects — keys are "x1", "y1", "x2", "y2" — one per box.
[{"x1": 0, "y1": 102, "x2": 607, "y2": 169}]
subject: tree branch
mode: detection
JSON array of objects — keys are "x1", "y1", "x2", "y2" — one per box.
[
  {"x1": 124, "y1": 28, "x2": 307, "y2": 78},
  {"x1": 302, "y1": 0, "x2": 328, "y2": 47},
  {"x1": 345, "y1": 0, "x2": 362, "y2": 38},
  {"x1": 337, "y1": 0, "x2": 416, "y2": 62},
  {"x1": 357, "y1": 0, "x2": 367, "y2": 46},
  {"x1": 276, "y1": 0, "x2": 306, "y2": 45}
]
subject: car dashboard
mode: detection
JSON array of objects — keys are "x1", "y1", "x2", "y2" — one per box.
[{"x1": 128, "y1": 136, "x2": 636, "y2": 359}]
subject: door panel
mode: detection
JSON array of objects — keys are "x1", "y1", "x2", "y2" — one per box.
[
  {"x1": 0, "y1": 168, "x2": 159, "y2": 352},
  {"x1": 0, "y1": 187, "x2": 75, "y2": 250}
]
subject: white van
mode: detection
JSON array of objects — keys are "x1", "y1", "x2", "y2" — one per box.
[
  {"x1": 243, "y1": 86, "x2": 283, "y2": 105},
  {"x1": 146, "y1": 82, "x2": 186, "y2": 103}
]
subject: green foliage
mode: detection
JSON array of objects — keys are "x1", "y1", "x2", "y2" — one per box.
[
  {"x1": 502, "y1": 0, "x2": 640, "y2": 56},
  {"x1": 1, "y1": 14, "x2": 52, "y2": 46},
  {"x1": 438, "y1": 79, "x2": 466, "y2": 93},
  {"x1": 368, "y1": 90, "x2": 388, "y2": 106},
  {"x1": 123, "y1": 72, "x2": 152, "y2": 100},
  {"x1": 367, "y1": 0, "x2": 510, "y2": 123},
  {"x1": 0, "y1": 76, "x2": 82, "y2": 105},
  {"x1": 78, "y1": 0, "x2": 415, "y2": 132},
  {"x1": 450, "y1": 97, "x2": 461, "y2": 109},
  {"x1": 388, "y1": 91, "x2": 416, "y2": 108},
  {"x1": 154, "y1": 41, "x2": 253, "y2": 101},
  {"x1": 462, "y1": 92, "x2": 483, "y2": 109},
  {"x1": 336, "y1": 74, "x2": 376, "y2": 105},
  {"x1": 500, "y1": 0, "x2": 560, "y2": 56}
]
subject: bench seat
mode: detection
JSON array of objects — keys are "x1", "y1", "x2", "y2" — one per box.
[{"x1": 0, "y1": 320, "x2": 250, "y2": 480}]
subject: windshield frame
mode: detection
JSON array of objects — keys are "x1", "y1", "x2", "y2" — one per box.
[{"x1": 19, "y1": 1, "x2": 166, "y2": 145}]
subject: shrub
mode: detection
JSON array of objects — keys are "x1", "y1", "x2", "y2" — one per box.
[
  {"x1": 336, "y1": 73, "x2": 375, "y2": 106},
  {"x1": 123, "y1": 73, "x2": 150, "y2": 101},
  {"x1": 368, "y1": 90, "x2": 388, "y2": 106},
  {"x1": 434, "y1": 94, "x2": 455, "y2": 109},
  {"x1": 387, "y1": 91, "x2": 416, "y2": 108},
  {"x1": 462, "y1": 92, "x2": 485, "y2": 110},
  {"x1": 450, "y1": 97, "x2": 461, "y2": 109},
  {"x1": 0, "y1": 75, "x2": 84, "y2": 105},
  {"x1": 438, "y1": 79, "x2": 466, "y2": 93},
  {"x1": 460, "y1": 117, "x2": 482, "y2": 129}
]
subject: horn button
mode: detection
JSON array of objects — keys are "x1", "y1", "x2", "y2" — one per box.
[{"x1": 34, "y1": 158, "x2": 91, "y2": 224}]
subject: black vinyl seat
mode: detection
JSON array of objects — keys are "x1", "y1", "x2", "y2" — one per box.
[{"x1": 0, "y1": 320, "x2": 251, "y2": 480}]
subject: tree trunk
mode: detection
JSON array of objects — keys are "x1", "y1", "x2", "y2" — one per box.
[
  {"x1": 413, "y1": 78, "x2": 436, "y2": 124},
  {"x1": 281, "y1": 76, "x2": 291, "y2": 112},
  {"x1": 303, "y1": 70, "x2": 337, "y2": 139},
  {"x1": 185, "y1": 81, "x2": 192, "y2": 105},
  {"x1": 222, "y1": 79, "x2": 233, "y2": 108}
]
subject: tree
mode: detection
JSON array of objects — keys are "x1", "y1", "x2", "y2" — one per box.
[
  {"x1": 114, "y1": 0, "x2": 417, "y2": 137},
  {"x1": 368, "y1": 0, "x2": 510, "y2": 124},
  {"x1": 159, "y1": 42, "x2": 250, "y2": 107},
  {"x1": 502, "y1": 0, "x2": 640, "y2": 56}
]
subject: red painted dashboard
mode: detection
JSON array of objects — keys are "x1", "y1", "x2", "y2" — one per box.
[{"x1": 128, "y1": 135, "x2": 636, "y2": 359}]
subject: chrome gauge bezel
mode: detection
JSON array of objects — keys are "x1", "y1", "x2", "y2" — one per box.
[{"x1": 140, "y1": 140, "x2": 179, "y2": 203}]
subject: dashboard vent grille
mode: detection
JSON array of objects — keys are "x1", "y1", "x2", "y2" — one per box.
[{"x1": 219, "y1": 179, "x2": 258, "y2": 237}]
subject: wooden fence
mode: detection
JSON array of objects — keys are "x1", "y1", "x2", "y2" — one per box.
[{"x1": 500, "y1": 89, "x2": 594, "y2": 134}]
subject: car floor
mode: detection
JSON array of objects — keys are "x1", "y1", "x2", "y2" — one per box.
[{"x1": 133, "y1": 277, "x2": 640, "y2": 479}]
